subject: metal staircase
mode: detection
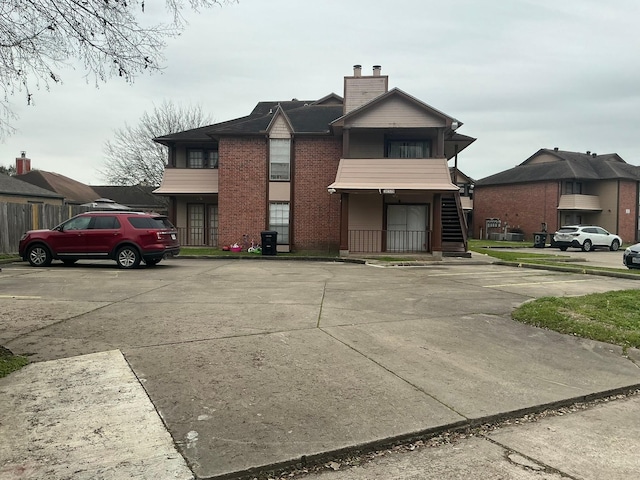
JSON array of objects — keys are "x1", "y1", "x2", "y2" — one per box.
[{"x1": 441, "y1": 194, "x2": 469, "y2": 255}]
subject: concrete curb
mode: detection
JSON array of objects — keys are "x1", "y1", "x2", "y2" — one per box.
[
  {"x1": 494, "y1": 260, "x2": 640, "y2": 280},
  {"x1": 217, "y1": 385, "x2": 640, "y2": 480}
]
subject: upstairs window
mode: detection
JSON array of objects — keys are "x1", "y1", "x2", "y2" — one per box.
[
  {"x1": 188, "y1": 149, "x2": 218, "y2": 168},
  {"x1": 387, "y1": 140, "x2": 431, "y2": 159},
  {"x1": 269, "y1": 139, "x2": 290, "y2": 181},
  {"x1": 563, "y1": 181, "x2": 583, "y2": 194}
]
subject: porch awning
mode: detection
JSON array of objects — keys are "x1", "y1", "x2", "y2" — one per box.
[
  {"x1": 328, "y1": 158, "x2": 458, "y2": 191},
  {"x1": 153, "y1": 169, "x2": 219, "y2": 195}
]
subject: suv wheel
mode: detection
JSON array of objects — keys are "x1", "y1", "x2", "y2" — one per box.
[
  {"x1": 582, "y1": 239, "x2": 593, "y2": 252},
  {"x1": 28, "y1": 244, "x2": 52, "y2": 267},
  {"x1": 116, "y1": 246, "x2": 141, "y2": 269},
  {"x1": 610, "y1": 239, "x2": 620, "y2": 251}
]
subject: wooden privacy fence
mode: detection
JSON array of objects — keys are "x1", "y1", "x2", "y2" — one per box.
[{"x1": 0, "y1": 202, "x2": 86, "y2": 254}]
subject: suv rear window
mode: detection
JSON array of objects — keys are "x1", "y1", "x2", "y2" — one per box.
[
  {"x1": 557, "y1": 227, "x2": 579, "y2": 233},
  {"x1": 127, "y1": 216, "x2": 175, "y2": 229}
]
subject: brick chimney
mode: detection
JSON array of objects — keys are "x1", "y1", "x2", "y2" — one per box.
[
  {"x1": 15, "y1": 151, "x2": 31, "y2": 175},
  {"x1": 343, "y1": 64, "x2": 388, "y2": 114}
]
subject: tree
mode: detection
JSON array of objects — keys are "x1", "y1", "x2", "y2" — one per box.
[
  {"x1": 0, "y1": 0, "x2": 229, "y2": 139},
  {"x1": 0, "y1": 164, "x2": 16, "y2": 176},
  {"x1": 100, "y1": 100, "x2": 212, "y2": 186}
]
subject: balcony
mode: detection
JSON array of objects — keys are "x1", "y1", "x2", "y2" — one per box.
[
  {"x1": 557, "y1": 194, "x2": 602, "y2": 211},
  {"x1": 154, "y1": 169, "x2": 219, "y2": 195}
]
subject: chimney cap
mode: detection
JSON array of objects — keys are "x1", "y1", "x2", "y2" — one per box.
[
  {"x1": 21, "y1": 151, "x2": 26, "y2": 157},
  {"x1": 553, "y1": 147, "x2": 559, "y2": 151},
  {"x1": 353, "y1": 64, "x2": 362, "y2": 77}
]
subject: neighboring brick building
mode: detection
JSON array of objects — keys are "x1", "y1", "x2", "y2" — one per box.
[
  {"x1": 473, "y1": 148, "x2": 640, "y2": 243},
  {"x1": 154, "y1": 66, "x2": 476, "y2": 255}
]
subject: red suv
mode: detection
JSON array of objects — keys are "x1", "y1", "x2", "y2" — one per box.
[{"x1": 19, "y1": 212, "x2": 180, "y2": 268}]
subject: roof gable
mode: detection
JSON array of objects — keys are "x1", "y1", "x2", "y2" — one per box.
[
  {"x1": 331, "y1": 88, "x2": 458, "y2": 129},
  {"x1": 266, "y1": 106, "x2": 294, "y2": 137}
]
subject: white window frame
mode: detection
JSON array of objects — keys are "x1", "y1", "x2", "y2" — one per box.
[
  {"x1": 269, "y1": 202, "x2": 290, "y2": 244},
  {"x1": 269, "y1": 139, "x2": 290, "y2": 181}
]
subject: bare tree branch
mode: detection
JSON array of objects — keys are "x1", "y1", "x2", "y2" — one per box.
[
  {"x1": 0, "y1": 0, "x2": 231, "y2": 139},
  {"x1": 100, "y1": 100, "x2": 212, "y2": 186}
]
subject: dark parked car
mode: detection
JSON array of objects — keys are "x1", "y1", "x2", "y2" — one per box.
[
  {"x1": 19, "y1": 211, "x2": 180, "y2": 268},
  {"x1": 552, "y1": 225, "x2": 622, "y2": 252},
  {"x1": 623, "y1": 242, "x2": 640, "y2": 269}
]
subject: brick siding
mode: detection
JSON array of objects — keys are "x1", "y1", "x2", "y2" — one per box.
[
  {"x1": 293, "y1": 137, "x2": 342, "y2": 251},
  {"x1": 473, "y1": 182, "x2": 560, "y2": 240},
  {"x1": 218, "y1": 137, "x2": 268, "y2": 246},
  {"x1": 617, "y1": 180, "x2": 639, "y2": 243},
  {"x1": 218, "y1": 136, "x2": 343, "y2": 251}
]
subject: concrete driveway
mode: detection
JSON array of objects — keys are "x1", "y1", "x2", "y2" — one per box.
[
  {"x1": 508, "y1": 245, "x2": 628, "y2": 269},
  {"x1": 1, "y1": 258, "x2": 639, "y2": 479}
]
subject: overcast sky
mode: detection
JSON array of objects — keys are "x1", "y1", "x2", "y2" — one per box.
[{"x1": 2, "y1": 0, "x2": 640, "y2": 185}]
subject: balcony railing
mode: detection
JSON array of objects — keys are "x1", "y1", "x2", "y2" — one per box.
[
  {"x1": 177, "y1": 227, "x2": 219, "y2": 247},
  {"x1": 348, "y1": 230, "x2": 431, "y2": 253}
]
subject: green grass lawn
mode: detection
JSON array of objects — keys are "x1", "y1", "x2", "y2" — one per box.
[
  {"x1": 512, "y1": 291, "x2": 640, "y2": 351},
  {"x1": 0, "y1": 347, "x2": 28, "y2": 378},
  {"x1": 469, "y1": 239, "x2": 640, "y2": 349}
]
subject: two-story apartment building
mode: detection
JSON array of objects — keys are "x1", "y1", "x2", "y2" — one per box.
[
  {"x1": 473, "y1": 148, "x2": 640, "y2": 243},
  {"x1": 154, "y1": 65, "x2": 475, "y2": 255}
]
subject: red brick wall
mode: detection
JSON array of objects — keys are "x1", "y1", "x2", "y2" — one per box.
[
  {"x1": 473, "y1": 182, "x2": 560, "y2": 240},
  {"x1": 293, "y1": 137, "x2": 342, "y2": 251},
  {"x1": 617, "y1": 180, "x2": 639, "y2": 243},
  {"x1": 218, "y1": 137, "x2": 268, "y2": 246},
  {"x1": 218, "y1": 135, "x2": 343, "y2": 251}
]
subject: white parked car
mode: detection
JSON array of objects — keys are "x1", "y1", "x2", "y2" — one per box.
[{"x1": 552, "y1": 225, "x2": 622, "y2": 252}]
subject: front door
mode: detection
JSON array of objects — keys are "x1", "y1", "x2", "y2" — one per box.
[{"x1": 387, "y1": 205, "x2": 428, "y2": 252}]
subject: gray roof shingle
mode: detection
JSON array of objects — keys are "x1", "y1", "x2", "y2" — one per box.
[
  {"x1": 0, "y1": 174, "x2": 64, "y2": 199},
  {"x1": 154, "y1": 97, "x2": 345, "y2": 143},
  {"x1": 476, "y1": 149, "x2": 640, "y2": 186}
]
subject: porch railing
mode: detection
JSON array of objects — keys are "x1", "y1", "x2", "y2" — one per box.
[
  {"x1": 348, "y1": 230, "x2": 432, "y2": 253},
  {"x1": 177, "y1": 227, "x2": 219, "y2": 247}
]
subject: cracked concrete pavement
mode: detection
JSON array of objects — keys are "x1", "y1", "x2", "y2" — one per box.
[{"x1": 1, "y1": 256, "x2": 639, "y2": 479}]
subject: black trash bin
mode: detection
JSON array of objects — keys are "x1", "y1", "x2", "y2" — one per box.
[
  {"x1": 533, "y1": 232, "x2": 547, "y2": 248},
  {"x1": 261, "y1": 231, "x2": 278, "y2": 256}
]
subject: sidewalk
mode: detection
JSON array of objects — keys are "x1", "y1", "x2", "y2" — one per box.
[{"x1": 0, "y1": 351, "x2": 193, "y2": 480}]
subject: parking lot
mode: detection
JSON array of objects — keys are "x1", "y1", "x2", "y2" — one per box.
[
  {"x1": 498, "y1": 244, "x2": 630, "y2": 270},
  {"x1": 1, "y1": 258, "x2": 639, "y2": 478}
]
